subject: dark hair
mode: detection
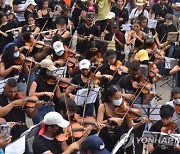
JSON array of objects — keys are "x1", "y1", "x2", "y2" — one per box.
[
  {"x1": 86, "y1": 41, "x2": 100, "y2": 58},
  {"x1": 171, "y1": 87, "x2": 180, "y2": 98},
  {"x1": 38, "y1": 67, "x2": 49, "y2": 79},
  {"x1": 133, "y1": 19, "x2": 141, "y2": 25},
  {"x1": 27, "y1": 14, "x2": 40, "y2": 27},
  {"x1": 38, "y1": 0, "x2": 49, "y2": 10},
  {"x1": 103, "y1": 85, "x2": 121, "y2": 103},
  {"x1": 2, "y1": 44, "x2": 16, "y2": 68},
  {"x1": 0, "y1": 11, "x2": 6, "y2": 23},
  {"x1": 138, "y1": 15, "x2": 147, "y2": 22},
  {"x1": 51, "y1": 34, "x2": 63, "y2": 46},
  {"x1": 160, "y1": 104, "x2": 174, "y2": 118},
  {"x1": 57, "y1": 97, "x2": 77, "y2": 113},
  {"x1": 6, "y1": 77, "x2": 17, "y2": 87},
  {"x1": 129, "y1": 61, "x2": 140, "y2": 72}
]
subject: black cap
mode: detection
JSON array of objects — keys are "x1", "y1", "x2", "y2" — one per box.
[
  {"x1": 165, "y1": 13, "x2": 173, "y2": 19},
  {"x1": 106, "y1": 49, "x2": 117, "y2": 58},
  {"x1": 22, "y1": 25, "x2": 31, "y2": 34},
  {"x1": 145, "y1": 33, "x2": 154, "y2": 43},
  {"x1": 56, "y1": 18, "x2": 66, "y2": 25},
  {"x1": 111, "y1": 20, "x2": 119, "y2": 28},
  {"x1": 62, "y1": 5, "x2": 71, "y2": 10}
]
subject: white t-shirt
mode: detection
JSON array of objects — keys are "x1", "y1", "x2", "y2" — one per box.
[
  {"x1": 166, "y1": 101, "x2": 180, "y2": 133},
  {"x1": 129, "y1": 8, "x2": 149, "y2": 20}
]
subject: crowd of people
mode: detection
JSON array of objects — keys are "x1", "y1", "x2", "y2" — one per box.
[{"x1": 0, "y1": 0, "x2": 179, "y2": 153}]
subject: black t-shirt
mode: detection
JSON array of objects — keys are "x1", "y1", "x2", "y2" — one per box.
[
  {"x1": 0, "y1": 5, "x2": 12, "y2": 13},
  {"x1": 149, "y1": 120, "x2": 179, "y2": 154},
  {"x1": 0, "y1": 93, "x2": 28, "y2": 141},
  {"x1": 34, "y1": 74, "x2": 56, "y2": 102},
  {"x1": 98, "y1": 63, "x2": 122, "y2": 87},
  {"x1": 77, "y1": 23, "x2": 100, "y2": 54},
  {"x1": 0, "y1": 22, "x2": 14, "y2": 54},
  {"x1": 156, "y1": 23, "x2": 177, "y2": 43},
  {"x1": 33, "y1": 135, "x2": 62, "y2": 154},
  {"x1": 152, "y1": 3, "x2": 174, "y2": 19}
]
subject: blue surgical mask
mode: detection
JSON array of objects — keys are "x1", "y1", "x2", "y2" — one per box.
[
  {"x1": 13, "y1": 51, "x2": 20, "y2": 58},
  {"x1": 173, "y1": 99, "x2": 180, "y2": 105},
  {"x1": 113, "y1": 97, "x2": 123, "y2": 106},
  {"x1": 55, "y1": 50, "x2": 64, "y2": 57}
]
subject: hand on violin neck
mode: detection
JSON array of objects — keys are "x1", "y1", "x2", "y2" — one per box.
[
  {"x1": 12, "y1": 65, "x2": 22, "y2": 71},
  {"x1": 12, "y1": 99, "x2": 26, "y2": 108},
  {"x1": 44, "y1": 92, "x2": 54, "y2": 99},
  {"x1": 140, "y1": 117, "x2": 148, "y2": 124},
  {"x1": 103, "y1": 74, "x2": 113, "y2": 81},
  {"x1": 34, "y1": 101, "x2": 44, "y2": 109}
]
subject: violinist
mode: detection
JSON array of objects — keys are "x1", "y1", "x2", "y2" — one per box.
[
  {"x1": 166, "y1": 87, "x2": 180, "y2": 133},
  {"x1": 0, "y1": 11, "x2": 14, "y2": 53},
  {"x1": 148, "y1": 105, "x2": 179, "y2": 154},
  {"x1": 85, "y1": 41, "x2": 104, "y2": 69},
  {"x1": 96, "y1": 49, "x2": 125, "y2": 89},
  {"x1": 0, "y1": 78, "x2": 38, "y2": 144},
  {"x1": 97, "y1": 85, "x2": 148, "y2": 153},
  {"x1": 24, "y1": 0, "x2": 37, "y2": 22},
  {"x1": 33, "y1": 111, "x2": 91, "y2": 154},
  {"x1": 29, "y1": 59, "x2": 64, "y2": 124},
  {"x1": 65, "y1": 59, "x2": 99, "y2": 117}
]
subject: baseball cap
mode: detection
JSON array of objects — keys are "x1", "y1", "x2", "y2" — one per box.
[
  {"x1": 53, "y1": 41, "x2": 65, "y2": 52},
  {"x1": 111, "y1": 20, "x2": 119, "y2": 28},
  {"x1": 106, "y1": 49, "x2": 117, "y2": 58},
  {"x1": 40, "y1": 59, "x2": 57, "y2": 71},
  {"x1": 136, "y1": 49, "x2": 149, "y2": 61},
  {"x1": 22, "y1": 25, "x2": 31, "y2": 34},
  {"x1": 25, "y1": 0, "x2": 37, "y2": 7},
  {"x1": 81, "y1": 135, "x2": 110, "y2": 154},
  {"x1": 145, "y1": 33, "x2": 154, "y2": 43},
  {"x1": 106, "y1": 12, "x2": 115, "y2": 19},
  {"x1": 135, "y1": 0, "x2": 145, "y2": 6},
  {"x1": 79, "y1": 59, "x2": 91, "y2": 70},
  {"x1": 39, "y1": 112, "x2": 70, "y2": 135},
  {"x1": 165, "y1": 13, "x2": 173, "y2": 19}
]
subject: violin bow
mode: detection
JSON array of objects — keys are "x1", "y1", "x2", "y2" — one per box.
[
  {"x1": 25, "y1": 20, "x2": 49, "y2": 94},
  {"x1": 63, "y1": 93, "x2": 75, "y2": 143}
]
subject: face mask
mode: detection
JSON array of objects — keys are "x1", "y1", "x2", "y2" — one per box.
[
  {"x1": 46, "y1": 70, "x2": 53, "y2": 76},
  {"x1": 113, "y1": 97, "x2": 123, "y2": 106},
  {"x1": 173, "y1": 99, "x2": 180, "y2": 105},
  {"x1": 55, "y1": 50, "x2": 64, "y2": 57},
  {"x1": 13, "y1": 51, "x2": 20, "y2": 58}
]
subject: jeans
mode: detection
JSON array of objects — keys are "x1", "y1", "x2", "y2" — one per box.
[{"x1": 32, "y1": 105, "x2": 55, "y2": 124}]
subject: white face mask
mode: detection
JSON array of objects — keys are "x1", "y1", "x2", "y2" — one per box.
[
  {"x1": 173, "y1": 99, "x2": 180, "y2": 105},
  {"x1": 113, "y1": 97, "x2": 123, "y2": 106},
  {"x1": 13, "y1": 51, "x2": 20, "y2": 58},
  {"x1": 55, "y1": 50, "x2": 64, "y2": 57},
  {"x1": 46, "y1": 70, "x2": 53, "y2": 76}
]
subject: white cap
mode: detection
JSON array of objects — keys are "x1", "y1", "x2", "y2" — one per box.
[
  {"x1": 53, "y1": 41, "x2": 65, "y2": 53},
  {"x1": 44, "y1": 112, "x2": 69, "y2": 128},
  {"x1": 40, "y1": 59, "x2": 57, "y2": 71},
  {"x1": 25, "y1": 0, "x2": 37, "y2": 7},
  {"x1": 106, "y1": 12, "x2": 115, "y2": 19},
  {"x1": 135, "y1": 0, "x2": 145, "y2": 6},
  {"x1": 79, "y1": 59, "x2": 91, "y2": 70}
]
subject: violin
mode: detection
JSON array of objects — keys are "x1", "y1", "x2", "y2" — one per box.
[
  {"x1": 110, "y1": 60, "x2": 129, "y2": 75},
  {"x1": 148, "y1": 62, "x2": 160, "y2": 77},
  {"x1": 90, "y1": 52, "x2": 103, "y2": 65},
  {"x1": 161, "y1": 121, "x2": 176, "y2": 134},
  {"x1": 24, "y1": 95, "x2": 55, "y2": 108},
  {"x1": 85, "y1": 72, "x2": 100, "y2": 86},
  {"x1": 25, "y1": 38, "x2": 48, "y2": 49},
  {"x1": 56, "y1": 122, "x2": 84, "y2": 142},
  {"x1": 14, "y1": 53, "x2": 39, "y2": 66},
  {"x1": 131, "y1": 75, "x2": 162, "y2": 101},
  {"x1": 46, "y1": 75, "x2": 78, "y2": 88}
]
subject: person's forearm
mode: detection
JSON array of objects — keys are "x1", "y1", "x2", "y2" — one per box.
[
  {"x1": 0, "y1": 104, "x2": 14, "y2": 117},
  {"x1": 0, "y1": 66, "x2": 13, "y2": 78}
]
